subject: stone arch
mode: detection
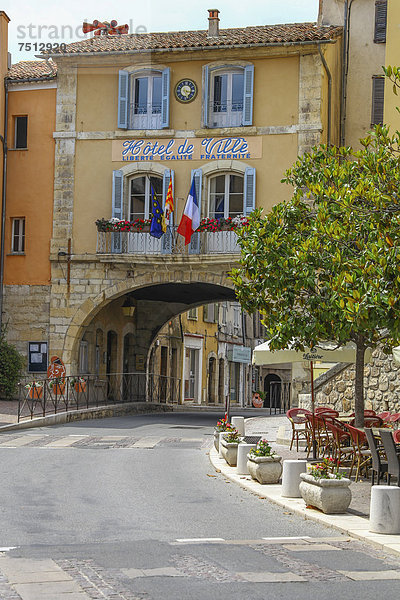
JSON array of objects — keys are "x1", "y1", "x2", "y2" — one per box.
[{"x1": 60, "y1": 270, "x2": 236, "y2": 370}]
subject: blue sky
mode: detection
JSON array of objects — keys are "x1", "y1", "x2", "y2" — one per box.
[{"x1": 4, "y1": 0, "x2": 319, "y2": 64}]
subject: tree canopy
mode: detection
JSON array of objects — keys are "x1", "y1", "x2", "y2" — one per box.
[{"x1": 231, "y1": 127, "x2": 400, "y2": 426}]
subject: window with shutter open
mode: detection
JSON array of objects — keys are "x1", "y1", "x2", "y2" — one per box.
[{"x1": 374, "y1": 0, "x2": 387, "y2": 43}]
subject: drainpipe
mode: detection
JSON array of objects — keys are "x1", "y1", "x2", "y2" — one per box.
[
  {"x1": 340, "y1": 0, "x2": 356, "y2": 146},
  {"x1": 0, "y1": 78, "x2": 8, "y2": 334},
  {"x1": 318, "y1": 43, "x2": 332, "y2": 146}
]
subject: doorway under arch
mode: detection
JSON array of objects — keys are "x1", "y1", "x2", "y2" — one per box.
[{"x1": 263, "y1": 373, "x2": 282, "y2": 409}]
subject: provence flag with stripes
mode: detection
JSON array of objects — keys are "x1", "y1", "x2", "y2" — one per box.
[
  {"x1": 165, "y1": 175, "x2": 174, "y2": 222},
  {"x1": 177, "y1": 178, "x2": 200, "y2": 245},
  {"x1": 150, "y1": 185, "x2": 165, "y2": 239}
]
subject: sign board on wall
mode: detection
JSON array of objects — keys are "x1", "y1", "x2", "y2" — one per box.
[
  {"x1": 112, "y1": 136, "x2": 262, "y2": 162},
  {"x1": 227, "y1": 345, "x2": 252, "y2": 364},
  {"x1": 28, "y1": 342, "x2": 48, "y2": 373}
]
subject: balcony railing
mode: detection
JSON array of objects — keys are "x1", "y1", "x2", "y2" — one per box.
[{"x1": 97, "y1": 227, "x2": 241, "y2": 256}]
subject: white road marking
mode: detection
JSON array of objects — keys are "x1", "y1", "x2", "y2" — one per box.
[{"x1": 175, "y1": 538, "x2": 225, "y2": 543}]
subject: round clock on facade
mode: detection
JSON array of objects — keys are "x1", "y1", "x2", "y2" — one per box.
[{"x1": 174, "y1": 79, "x2": 198, "y2": 103}]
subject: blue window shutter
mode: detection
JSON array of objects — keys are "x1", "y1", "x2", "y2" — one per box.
[
  {"x1": 189, "y1": 168, "x2": 202, "y2": 255},
  {"x1": 162, "y1": 169, "x2": 175, "y2": 220},
  {"x1": 118, "y1": 70, "x2": 129, "y2": 129},
  {"x1": 243, "y1": 65, "x2": 254, "y2": 126},
  {"x1": 202, "y1": 65, "x2": 209, "y2": 127},
  {"x1": 161, "y1": 68, "x2": 170, "y2": 129},
  {"x1": 244, "y1": 167, "x2": 256, "y2": 215},
  {"x1": 191, "y1": 168, "x2": 203, "y2": 214},
  {"x1": 112, "y1": 170, "x2": 124, "y2": 253}
]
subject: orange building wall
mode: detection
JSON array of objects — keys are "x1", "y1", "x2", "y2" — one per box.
[{"x1": 5, "y1": 87, "x2": 56, "y2": 284}]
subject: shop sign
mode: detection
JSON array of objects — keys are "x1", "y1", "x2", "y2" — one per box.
[
  {"x1": 227, "y1": 345, "x2": 252, "y2": 364},
  {"x1": 112, "y1": 136, "x2": 262, "y2": 162}
]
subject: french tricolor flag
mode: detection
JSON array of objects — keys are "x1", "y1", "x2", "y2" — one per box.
[{"x1": 177, "y1": 178, "x2": 200, "y2": 245}]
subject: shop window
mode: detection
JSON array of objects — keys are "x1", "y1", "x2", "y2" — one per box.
[
  {"x1": 203, "y1": 64, "x2": 254, "y2": 128},
  {"x1": 14, "y1": 116, "x2": 28, "y2": 149},
  {"x1": 11, "y1": 217, "x2": 25, "y2": 253},
  {"x1": 118, "y1": 68, "x2": 170, "y2": 129}
]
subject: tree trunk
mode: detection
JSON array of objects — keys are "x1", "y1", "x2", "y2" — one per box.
[{"x1": 354, "y1": 335, "x2": 365, "y2": 428}]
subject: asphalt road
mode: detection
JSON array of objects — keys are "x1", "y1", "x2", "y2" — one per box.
[{"x1": 0, "y1": 411, "x2": 398, "y2": 600}]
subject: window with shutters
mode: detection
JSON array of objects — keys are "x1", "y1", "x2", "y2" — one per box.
[
  {"x1": 374, "y1": 0, "x2": 387, "y2": 43},
  {"x1": 14, "y1": 116, "x2": 28, "y2": 149},
  {"x1": 371, "y1": 76, "x2": 385, "y2": 125},
  {"x1": 188, "y1": 307, "x2": 198, "y2": 320},
  {"x1": 118, "y1": 68, "x2": 170, "y2": 130},
  {"x1": 207, "y1": 168, "x2": 256, "y2": 218},
  {"x1": 203, "y1": 64, "x2": 254, "y2": 128},
  {"x1": 129, "y1": 175, "x2": 163, "y2": 220}
]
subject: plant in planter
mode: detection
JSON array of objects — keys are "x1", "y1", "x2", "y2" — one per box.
[
  {"x1": 214, "y1": 417, "x2": 235, "y2": 451},
  {"x1": 299, "y1": 457, "x2": 352, "y2": 514},
  {"x1": 49, "y1": 378, "x2": 65, "y2": 396},
  {"x1": 247, "y1": 439, "x2": 282, "y2": 484},
  {"x1": 220, "y1": 429, "x2": 241, "y2": 466},
  {"x1": 24, "y1": 381, "x2": 43, "y2": 400},
  {"x1": 70, "y1": 377, "x2": 87, "y2": 393}
]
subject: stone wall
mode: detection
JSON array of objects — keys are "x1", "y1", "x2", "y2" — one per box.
[
  {"x1": 3, "y1": 284, "x2": 51, "y2": 371},
  {"x1": 311, "y1": 348, "x2": 400, "y2": 413}
]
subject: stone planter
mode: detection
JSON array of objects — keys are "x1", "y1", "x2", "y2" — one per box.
[
  {"x1": 247, "y1": 454, "x2": 283, "y2": 484},
  {"x1": 220, "y1": 438, "x2": 239, "y2": 467},
  {"x1": 299, "y1": 473, "x2": 352, "y2": 514}
]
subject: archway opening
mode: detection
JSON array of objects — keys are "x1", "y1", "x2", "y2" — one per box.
[{"x1": 263, "y1": 373, "x2": 282, "y2": 409}]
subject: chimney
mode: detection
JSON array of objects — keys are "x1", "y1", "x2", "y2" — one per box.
[{"x1": 208, "y1": 9, "x2": 220, "y2": 37}]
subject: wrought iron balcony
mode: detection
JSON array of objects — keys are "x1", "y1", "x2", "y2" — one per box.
[{"x1": 96, "y1": 226, "x2": 241, "y2": 256}]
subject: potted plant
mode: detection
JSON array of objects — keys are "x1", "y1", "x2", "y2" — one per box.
[
  {"x1": 25, "y1": 381, "x2": 43, "y2": 400},
  {"x1": 220, "y1": 429, "x2": 241, "y2": 466},
  {"x1": 70, "y1": 377, "x2": 87, "y2": 393},
  {"x1": 247, "y1": 438, "x2": 282, "y2": 484},
  {"x1": 49, "y1": 378, "x2": 65, "y2": 396},
  {"x1": 214, "y1": 417, "x2": 235, "y2": 451},
  {"x1": 299, "y1": 457, "x2": 352, "y2": 514}
]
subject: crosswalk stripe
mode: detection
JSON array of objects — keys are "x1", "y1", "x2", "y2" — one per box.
[
  {"x1": 45, "y1": 436, "x2": 87, "y2": 448},
  {"x1": 0, "y1": 435, "x2": 44, "y2": 447},
  {"x1": 132, "y1": 437, "x2": 164, "y2": 448}
]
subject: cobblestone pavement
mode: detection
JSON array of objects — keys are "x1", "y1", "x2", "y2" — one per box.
[{"x1": 1, "y1": 536, "x2": 400, "y2": 599}]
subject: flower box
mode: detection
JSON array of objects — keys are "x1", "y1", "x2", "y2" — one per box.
[
  {"x1": 75, "y1": 382, "x2": 86, "y2": 393},
  {"x1": 299, "y1": 473, "x2": 352, "y2": 514},
  {"x1": 247, "y1": 455, "x2": 283, "y2": 484},
  {"x1": 220, "y1": 437, "x2": 239, "y2": 466},
  {"x1": 26, "y1": 386, "x2": 43, "y2": 400}
]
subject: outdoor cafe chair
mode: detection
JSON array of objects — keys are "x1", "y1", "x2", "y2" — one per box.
[
  {"x1": 379, "y1": 429, "x2": 400, "y2": 486},
  {"x1": 324, "y1": 420, "x2": 353, "y2": 467},
  {"x1": 377, "y1": 411, "x2": 392, "y2": 423},
  {"x1": 343, "y1": 424, "x2": 371, "y2": 482},
  {"x1": 364, "y1": 428, "x2": 388, "y2": 485},
  {"x1": 306, "y1": 413, "x2": 330, "y2": 458},
  {"x1": 286, "y1": 408, "x2": 311, "y2": 452},
  {"x1": 393, "y1": 429, "x2": 400, "y2": 444},
  {"x1": 349, "y1": 416, "x2": 383, "y2": 428},
  {"x1": 315, "y1": 407, "x2": 339, "y2": 417}
]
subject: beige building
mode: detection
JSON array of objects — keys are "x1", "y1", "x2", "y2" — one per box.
[
  {"x1": 2, "y1": 11, "x2": 343, "y2": 406},
  {"x1": 384, "y1": 0, "x2": 400, "y2": 129},
  {"x1": 319, "y1": 0, "x2": 387, "y2": 147}
]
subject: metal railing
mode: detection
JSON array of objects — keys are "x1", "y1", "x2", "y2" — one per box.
[
  {"x1": 18, "y1": 373, "x2": 181, "y2": 422},
  {"x1": 269, "y1": 382, "x2": 291, "y2": 414},
  {"x1": 97, "y1": 227, "x2": 240, "y2": 256}
]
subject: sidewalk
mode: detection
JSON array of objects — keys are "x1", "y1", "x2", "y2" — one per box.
[
  {"x1": 209, "y1": 415, "x2": 400, "y2": 557},
  {"x1": 0, "y1": 400, "x2": 20, "y2": 425}
]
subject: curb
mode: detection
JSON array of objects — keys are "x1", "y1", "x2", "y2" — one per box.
[
  {"x1": 209, "y1": 446, "x2": 400, "y2": 557},
  {"x1": 0, "y1": 402, "x2": 173, "y2": 432}
]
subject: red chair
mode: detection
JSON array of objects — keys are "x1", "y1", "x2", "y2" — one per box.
[
  {"x1": 393, "y1": 430, "x2": 400, "y2": 444},
  {"x1": 315, "y1": 407, "x2": 338, "y2": 416},
  {"x1": 377, "y1": 412, "x2": 392, "y2": 422},
  {"x1": 389, "y1": 413, "x2": 400, "y2": 424},
  {"x1": 349, "y1": 410, "x2": 377, "y2": 418},
  {"x1": 306, "y1": 413, "x2": 331, "y2": 458},
  {"x1": 343, "y1": 424, "x2": 371, "y2": 481},
  {"x1": 286, "y1": 408, "x2": 311, "y2": 452},
  {"x1": 324, "y1": 420, "x2": 353, "y2": 466}
]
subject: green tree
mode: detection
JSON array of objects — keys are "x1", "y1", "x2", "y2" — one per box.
[
  {"x1": 231, "y1": 129, "x2": 400, "y2": 427},
  {"x1": 0, "y1": 331, "x2": 24, "y2": 399}
]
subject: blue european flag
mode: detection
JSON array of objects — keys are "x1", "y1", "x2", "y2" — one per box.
[{"x1": 150, "y1": 184, "x2": 165, "y2": 239}]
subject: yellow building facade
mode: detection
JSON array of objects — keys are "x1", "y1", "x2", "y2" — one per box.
[{"x1": 2, "y1": 12, "x2": 342, "y2": 405}]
